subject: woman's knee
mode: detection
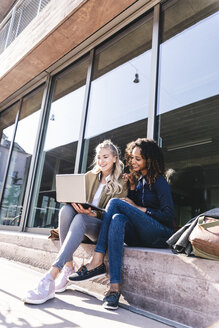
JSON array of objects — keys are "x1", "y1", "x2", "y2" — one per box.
[
  {"x1": 70, "y1": 214, "x2": 87, "y2": 230},
  {"x1": 107, "y1": 197, "x2": 122, "y2": 210},
  {"x1": 59, "y1": 204, "x2": 75, "y2": 222}
]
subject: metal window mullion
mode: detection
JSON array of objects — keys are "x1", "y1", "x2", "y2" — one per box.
[
  {"x1": 19, "y1": 75, "x2": 54, "y2": 231},
  {"x1": 14, "y1": 6, "x2": 23, "y2": 39},
  {"x1": 147, "y1": 3, "x2": 160, "y2": 140},
  {"x1": 4, "y1": 7, "x2": 17, "y2": 48},
  {"x1": 74, "y1": 49, "x2": 95, "y2": 174},
  {"x1": 0, "y1": 99, "x2": 22, "y2": 205},
  {"x1": 37, "y1": 0, "x2": 43, "y2": 14}
]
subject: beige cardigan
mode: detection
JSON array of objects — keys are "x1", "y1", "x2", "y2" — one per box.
[{"x1": 85, "y1": 170, "x2": 128, "y2": 219}]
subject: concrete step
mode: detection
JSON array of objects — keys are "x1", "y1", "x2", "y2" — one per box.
[{"x1": 0, "y1": 230, "x2": 218, "y2": 328}]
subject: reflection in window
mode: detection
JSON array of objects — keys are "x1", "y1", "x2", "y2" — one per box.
[
  {"x1": 28, "y1": 57, "x2": 89, "y2": 228},
  {"x1": 0, "y1": 103, "x2": 19, "y2": 197},
  {"x1": 157, "y1": 0, "x2": 219, "y2": 227},
  {"x1": 0, "y1": 86, "x2": 44, "y2": 226},
  {"x1": 158, "y1": 3, "x2": 219, "y2": 115},
  {"x1": 83, "y1": 15, "x2": 153, "y2": 170}
]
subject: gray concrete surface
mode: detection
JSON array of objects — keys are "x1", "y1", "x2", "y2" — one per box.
[
  {"x1": 0, "y1": 257, "x2": 174, "y2": 328},
  {"x1": 1, "y1": 231, "x2": 219, "y2": 328}
]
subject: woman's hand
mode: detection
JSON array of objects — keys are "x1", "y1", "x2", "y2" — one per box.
[
  {"x1": 123, "y1": 173, "x2": 136, "y2": 190},
  {"x1": 121, "y1": 198, "x2": 147, "y2": 213},
  {"x1": 72, "y1": 203, "x2": 97, "y2": 217},
  {"x1": 121, "y1": 197, "x2": 136, "y2": 207}
]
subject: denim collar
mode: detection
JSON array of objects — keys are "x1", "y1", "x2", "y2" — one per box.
[{"x1": 138, "y1": 175, "x2": 147, "y2": 185}]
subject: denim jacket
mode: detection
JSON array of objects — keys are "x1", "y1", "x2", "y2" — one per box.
[{"x1": 128, "y1": 175, "x2": 174, "y2": 228}]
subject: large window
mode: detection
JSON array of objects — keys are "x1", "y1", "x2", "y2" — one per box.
[
  {"x1": 2, "y1": 1, "x2": 218, "y2": 232},
  {"x1": 27, "y1": 57, "x2": 89, "y2": 228},
  {"x1": 157, "y1": 0, "x2": 219, "y2": 227},
  {"x1": 83, "y1": 14, "x2": 153, "y2": 171},
  {"x1": 0, "y1": 86, "x2": 44, "y2": 226}
]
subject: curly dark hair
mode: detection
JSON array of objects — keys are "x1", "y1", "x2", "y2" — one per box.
[{"x1": 125, "y1": 138, "x2": 165, "y2": 185}]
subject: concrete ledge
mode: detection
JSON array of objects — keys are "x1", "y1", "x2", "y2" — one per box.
[{"x1": 0, "y1": 230, "x2": 219, "y2": 328}]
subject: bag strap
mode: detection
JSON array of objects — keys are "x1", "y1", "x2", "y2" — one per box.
[{"x1": 198, "y1": 216, "x2": 219, "y2": 229}]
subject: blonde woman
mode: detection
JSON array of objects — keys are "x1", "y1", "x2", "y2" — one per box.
[{"x1": 23, "y1": 140, "x2": 128, "y2": 305}]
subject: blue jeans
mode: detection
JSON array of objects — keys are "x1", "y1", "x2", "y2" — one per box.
[{"x1": 95, "y1": 198, "x2": 173, "y2": 284}]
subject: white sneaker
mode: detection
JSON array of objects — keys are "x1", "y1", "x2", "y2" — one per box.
[
  {"x1": 23, "y1": 273, "x2": 55, "y2": 305},
  {"x1": 55, "y1": 266, "x2": 74, "y2": 293}
]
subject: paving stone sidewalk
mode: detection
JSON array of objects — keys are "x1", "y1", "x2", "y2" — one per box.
[{"x1": 0, "y1": 257, "x2": 177, "y2": 328}]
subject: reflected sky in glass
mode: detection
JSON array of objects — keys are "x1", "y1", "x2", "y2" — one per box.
[
  {"x1": 2, "y1": 111, "x2": 40, "y2": 154},
  {"x1": 14, "y1": 111, "x2": 40, "y2": 154},
  {"x1": 85, "y1": 51, "x2": 151, "y2": 139},
  {"x1": 2, "y1": 125, "x2": 14, "y2": 143},
  {"x1": 158, "y1": 12, "x2": 219, "y2": 115},
  {"x1": 44, "y1": 86, "x2": 85, "y2": 151},
  {"x1": 3, "y1": 12, "x2": 218, "y2": 150}
]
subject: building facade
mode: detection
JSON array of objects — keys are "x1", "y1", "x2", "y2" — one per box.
[{"x1": 0, "y1": 0, "x2": 219, "y2": 234}]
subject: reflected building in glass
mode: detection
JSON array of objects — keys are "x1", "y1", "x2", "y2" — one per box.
[{"x1": 0, "y1": 0, "x2": 218, "y2": 232}]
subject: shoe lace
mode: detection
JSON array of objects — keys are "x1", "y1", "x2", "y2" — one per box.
[
  {"x1": 78, "y1": 265, "x2": 87, "y2": 272},
  {"x1": 38, "y1": 276, "x2": 52, "y2": 293},
  {"x1": 63, "y1": 266, "x2": 74, "y2": 276},
  {"x1": 104, "y1": 290, "x2": 120, "y2": 297}
]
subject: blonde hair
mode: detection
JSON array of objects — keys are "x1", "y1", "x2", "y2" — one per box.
[{"x1": 92, "y1": 140, "x2": 124, "y2": 195}]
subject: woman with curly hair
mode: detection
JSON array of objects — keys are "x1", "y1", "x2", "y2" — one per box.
[{"x1": 69, "y1": 138, "x2": 174, "y2": 310}]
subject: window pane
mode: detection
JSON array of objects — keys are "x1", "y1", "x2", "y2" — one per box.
[
  {"x1": 0, "y1": 86, "x2": 44, "y2": 226},
  {"x1": 157, "y1": 0, "x2": 219, "y2": 227},
  {"x1": 28, "y1": 57, "x2": 89, "y2": 228},
  {"x1": 83, "y1": 15, "x2": 153, "y2": 170},
  {"x1": 0, "y1": 103, "x2": 19, "y2": 196}
]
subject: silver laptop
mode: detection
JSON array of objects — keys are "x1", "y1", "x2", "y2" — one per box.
[{"x1": 56, "y1": 174, "x2": 103, "y2": 211}]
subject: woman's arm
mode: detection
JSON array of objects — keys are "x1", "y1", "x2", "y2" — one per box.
[
  {"x1": 145, "y1": 177, "x2": 174, "y2": 227},
  {"x1": 121, "y1": 196, "x2": 147, "y2": 213}
]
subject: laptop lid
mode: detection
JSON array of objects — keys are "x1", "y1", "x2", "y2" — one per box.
[{"x1": 56, "y1": 174, "x2": 87, "y2": 203}]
